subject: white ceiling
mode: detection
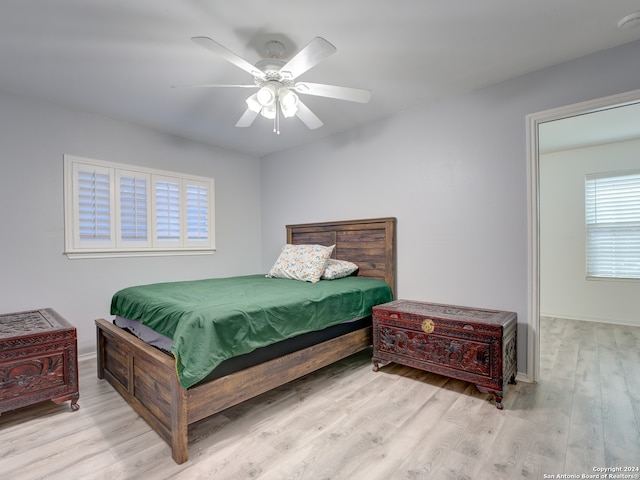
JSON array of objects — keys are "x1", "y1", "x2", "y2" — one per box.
[
  {"x1": 539, "y1": 101, "x2": 640, "y2": 154},
  {"x1": 2, "y1": 1, "x2": 640, "y2": 157}
]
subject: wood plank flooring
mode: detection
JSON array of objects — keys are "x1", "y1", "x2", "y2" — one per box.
[{"x1": 1, "y1": 317, "x2": 639, "y2": 479}]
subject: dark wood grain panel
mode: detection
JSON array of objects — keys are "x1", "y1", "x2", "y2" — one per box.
[
  {"x1": 287, "y1": 217, "x2": 396, "y2": 297},
  {"x1": 103, "y1": 338, "x2": 129, "y2": 390},
  {"x1": 133, "y1": 355, "x2": 173, "y2": 426}
]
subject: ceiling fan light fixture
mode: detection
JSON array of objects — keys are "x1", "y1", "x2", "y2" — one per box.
[
  {"x1": 261, "y1": 103, "x2": 277, "y2": 120},
  {"x1": 245, "y1": 93, "x2": 262, "y2": 113},
  {"x1": 188, "y1": 36, "x2": 369, "y2": 133},
  {"x1": 279, "y1": 87, "x2": 298, "y2": 118},
  {"x1": 257, "y1": 82, "x2": 278, "y2": 106}
]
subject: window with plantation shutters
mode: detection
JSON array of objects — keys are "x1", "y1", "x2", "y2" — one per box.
[
  {"x1": 154, "y1": 177, "x2": 181, "y2": 244},
  {"x1": 186, "y1": 182, "x2": 209, "y2": 242},
  {"x1": 76, "y1": 165, "x2": 113, "y2": 247},
  {"x1": 64, "y1": 155, "x2": 215, "y2": 258},
  {"x1": 118, "y1": 171, "x2": 149, "y2": 246},
  {"x1": 585, "y1": 171, "x2": 640, "y2": 280}
]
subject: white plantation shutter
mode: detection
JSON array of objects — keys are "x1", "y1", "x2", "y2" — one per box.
[
  {"x1": 78, "y1": 169, "x2": 111, "y2": 241},
  {"x1": 64, "y1": 155, "x2": 214, "y2": 257},
  {"x1": 118, "y1": 171, "x2": 150, "y2": 246},
  {"x1": 585, "y1": 171, "x2": 640, "y2": 279},
  {"x1": 73, "y1": 163, "x2": 114, "y2": 250},
  {"x1": 155, "y1": 178, "x2": 181, "y2": 244},
  {"x1": 186, "y1": 182, "x2": 209, "y2": 242}
]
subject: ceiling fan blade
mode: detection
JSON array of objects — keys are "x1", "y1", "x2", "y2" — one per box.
[
  {"x1": 172, "y1": 83, "x2": 258, "y2": 89},
  {"x1": 236, "y1": 108, "x2": 260, "y2": 128},
  {"x1": 279, "y1": 37, "x2": 336, "y2": 80},
  {"x1": 191, "y1": 36, "x2": 265, "y2": 79},
  {"x1": 295, "y1": 100, "x2": 323, "y2": 130},
  {"x1": 294, "y1": 82, "x2": 371, "y2": 103}
]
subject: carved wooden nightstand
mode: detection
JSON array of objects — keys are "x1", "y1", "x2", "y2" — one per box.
[
  {"x1": 372, "y1": 300, "x2": 517, "y2": 409},
  {"x1": 0, "y1": 308, "x2": 79, "y2": 414}
]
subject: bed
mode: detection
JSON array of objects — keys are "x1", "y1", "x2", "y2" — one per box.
[{"x1": 96, "y1": 217, "x2": 396, "y2": 464}]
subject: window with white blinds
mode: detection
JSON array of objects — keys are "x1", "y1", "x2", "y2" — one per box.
[
  {"x1": 64, "y1": 155, "x2": 214, "y2": 258},
  {"x1": 585, "y1": 171, "x2": 640, "y2": 280}
]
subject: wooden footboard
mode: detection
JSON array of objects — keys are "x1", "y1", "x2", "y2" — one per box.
[
  {"x1": 96, "y1": 318, "x2": 372, "y2": 464},
  {"x1": 96, "y1": 318, "x2": 188, "y2": 462}
]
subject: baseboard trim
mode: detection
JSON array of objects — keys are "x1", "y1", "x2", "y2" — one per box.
[
  {"x1": 79, "y1": 351, "x2": 97, "y2": 362},
  {"x1": 540, "y1": 312, "x2": 640, "y2": 328}
]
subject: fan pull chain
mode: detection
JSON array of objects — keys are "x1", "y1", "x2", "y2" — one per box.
[{"x1": 274, "y1": 99, "x2": 281, "y2": 134}]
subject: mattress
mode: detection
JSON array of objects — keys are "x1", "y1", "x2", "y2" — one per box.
[
  {"x1": 114, "y1": 315, "x2": 173, "y2": 353},
  {"x1": 114, "y1": 315, "x2": 371, "y2": 384},
  {"x1": 111, "y1": 274, "x2": 392, "y2": 388}
]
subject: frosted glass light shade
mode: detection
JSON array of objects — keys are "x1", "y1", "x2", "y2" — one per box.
[
  {"x1": 245, "y1": 93, "x2": 262, "y2": 113},
  {"x1": 257, "y1": 83, "x2": 278, "y2": 106},
  {"x1": 261, "y1": 103, "x2": 276, "y2": 119},
  {"x1": 279, "y1": 88, "x2": 298, "y2": 118}
]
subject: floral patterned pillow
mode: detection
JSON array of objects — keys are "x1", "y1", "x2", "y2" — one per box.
[
  {"x1": 267, "y1": 244, "x2": 335, "y2": 283},
  {"x1": 321, "y1": 259, "x2": 359, "y2": 280}
]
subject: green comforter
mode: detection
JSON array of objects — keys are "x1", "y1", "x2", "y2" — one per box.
[{"x1": 111, "y1": 274, "x2": 392, "y2": 389}]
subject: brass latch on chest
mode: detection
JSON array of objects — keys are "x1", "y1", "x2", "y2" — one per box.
[{"x1": 421, "y1": 318, "x2": 435, "y2": 334}]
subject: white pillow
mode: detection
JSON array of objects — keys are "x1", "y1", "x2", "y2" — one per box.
[
  {"x1": 321, "y1": 259, "x2": 359, "y2": 280},
  {"x1": 267, "y1": 244, "x2": 335, "y2": 283}
]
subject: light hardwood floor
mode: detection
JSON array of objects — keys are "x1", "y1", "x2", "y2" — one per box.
[{"x1": 1, "y1": 317, "x2": 639, "y2": 479}]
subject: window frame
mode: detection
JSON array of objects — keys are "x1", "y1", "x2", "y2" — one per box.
[{"x1": 64, "y1": 155, "x2": 215, "y2": 259}]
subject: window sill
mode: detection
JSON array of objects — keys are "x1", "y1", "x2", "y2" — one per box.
[
  {"x1": 586, "y1": 275, "x2": 640, "y2": 283},
  {"x1": 64, "y1": 248, "x2": 216, "y2": 259}
]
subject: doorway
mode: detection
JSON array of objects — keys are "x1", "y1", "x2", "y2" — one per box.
[{"x1": 526, "y1": 88, "x2": 640, "y2": 382}]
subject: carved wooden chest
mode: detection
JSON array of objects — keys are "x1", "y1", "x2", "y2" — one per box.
[
  {"x1": 372, "y1": 300, "x2": 517, "y2": 409},
  {"x1": 0, "y1": 308, "x2": 79, "y2": 414}
]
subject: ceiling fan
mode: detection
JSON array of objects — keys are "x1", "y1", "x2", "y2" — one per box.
[{"x1": 178, "y1": 36, "x2": 372, "y2": 134}]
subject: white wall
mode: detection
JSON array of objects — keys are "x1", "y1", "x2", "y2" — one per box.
[
  {"x1": 540, "y1": 138, "x2": 640, "y2": 326},
  {"x1": 0, "y1": 91, "x2": 262, "y2": 354},
  {"x1": 260, "y1": 40, "x2": 640, "y2": 376},
  {"x1": 4, "y1": 39, "x2": 640, "y2": 371}
]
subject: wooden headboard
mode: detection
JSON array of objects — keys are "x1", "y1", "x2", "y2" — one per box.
[{"x1": 287, "y1": 217, "x2": 397, "y2": 298}]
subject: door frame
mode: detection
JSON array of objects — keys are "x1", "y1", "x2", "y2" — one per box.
[{"x1": 525, "y1": 87, "x2": 640, "y2": 382}]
